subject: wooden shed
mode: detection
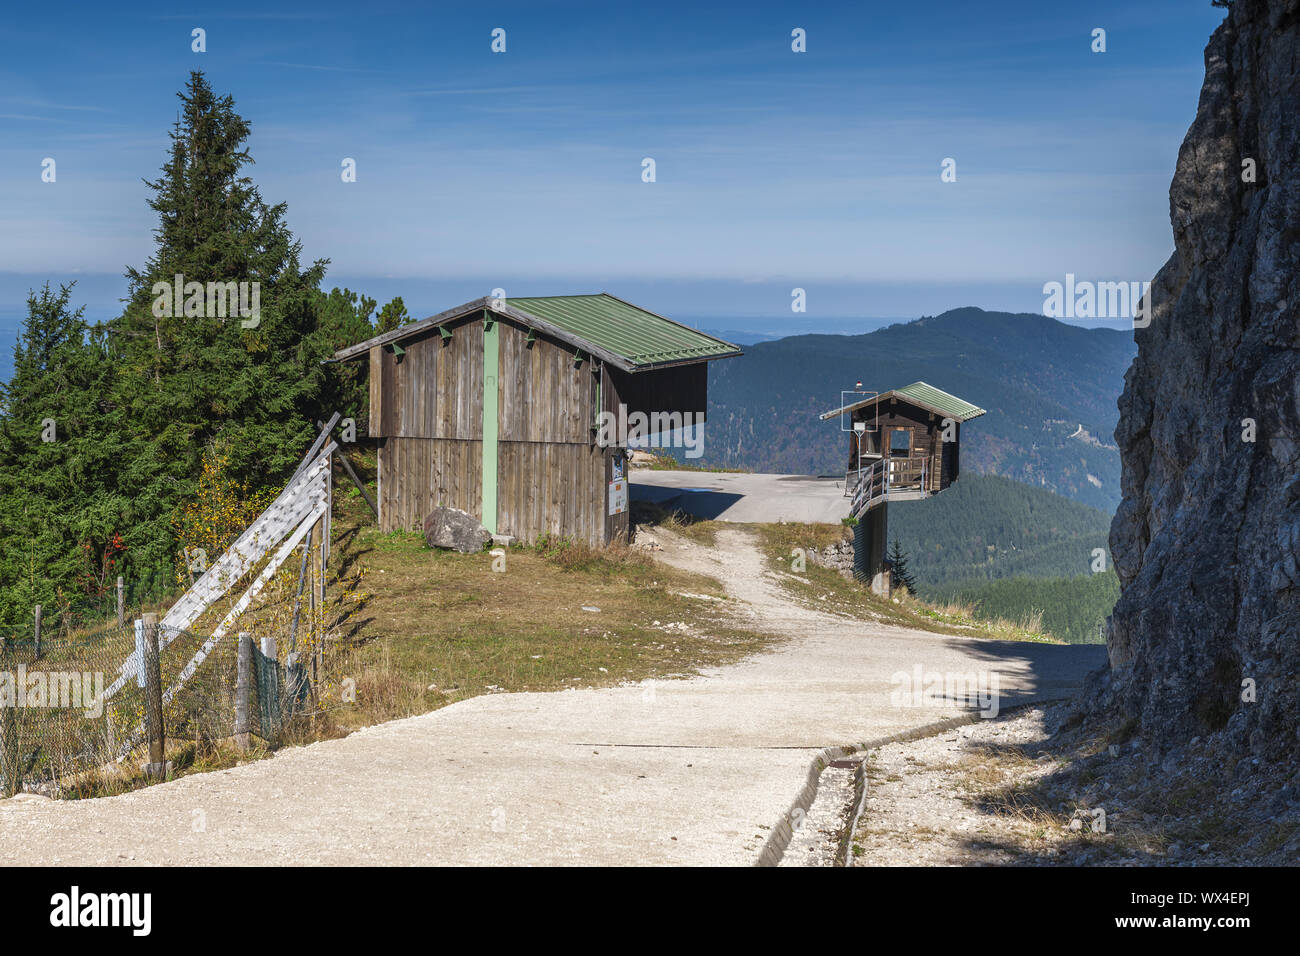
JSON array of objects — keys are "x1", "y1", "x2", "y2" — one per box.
[
  {"x1": 331, "y1": 294, "x2": 741, "y2": 546},
  {"x1": 820, "y1": 382, "x2": 985, "y2": 593}
]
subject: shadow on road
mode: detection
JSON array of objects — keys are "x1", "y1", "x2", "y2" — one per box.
[
  {"x1": 630, "y1": 483, "x2": 743, "y2": 520},
  {"x1": 930, "y1": 637, "x2": 1109, "y2": 711}
]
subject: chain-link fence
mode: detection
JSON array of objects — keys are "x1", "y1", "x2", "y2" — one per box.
[{"x1": 0, "y1": 619, "x2": 322, "y2": 799}]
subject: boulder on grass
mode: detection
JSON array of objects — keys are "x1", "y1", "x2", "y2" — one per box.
[{"x1": 423, "y1": 507, "x2": 491, "y2": 553}]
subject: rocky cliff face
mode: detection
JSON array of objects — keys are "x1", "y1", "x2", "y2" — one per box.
[{"x1": 1106, "y1": 0, "x2": 1300, "y2": 759}]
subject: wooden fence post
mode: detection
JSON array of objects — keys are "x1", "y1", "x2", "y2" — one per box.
[
  {"x1": 0, "y1": 695, "x2": 17, "y2": 798},
  {"x1": 32, "y1": 605, "x2": 41, "y2": 660},
  {"x1": 285, "y1": 651, "x2": 304, "y2": 718},
  {"x1": 0, "y1": 634, "x2": 16, "y2": 801},
  {"x1": 0, "y1": 635, "x2": 16, "y2": 795},
  {"x1": 309, "y1": 522, "x2": 320, "y2": 706},
  {"x1": 234, "y1": 632, "x2": 252, "y2": 749},
  {"x1": 141, "y1": 613, "x2": 167, "y2": 780},
  {"x1": 258, "y1": 635, "x2": 281, "y2": 738},
  {"x1": 116, "y1": 576, "x2": 125, "y2": 626}
]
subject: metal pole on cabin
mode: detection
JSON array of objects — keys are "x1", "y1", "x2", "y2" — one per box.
[
  {"x1": 235, "y1": 632, "x2": 252, "y2": 750},
  {"x1": 116, "y1": 575, "x2": 125, "y2": 626},
  {"x1": 141, "y1": 613, "x2": 167, "y2": 779},
  {"x1": 32, "y1": 605, "x2": 41, "y2": 660}
]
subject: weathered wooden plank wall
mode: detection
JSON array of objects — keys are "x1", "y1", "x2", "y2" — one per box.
[
  {"x1": 940, "y1": 422, "x2": 960, "y2": 489},
  {"x1": 497, "y1": 317, "x2": 595, "y2": 443},
  {"x1": 368, "y1": 311, "x2": 701, "y2": 545},
  {"x1": 495, "y1": 318, "x2": 609, "y2": 546},
  {"x1": 496, "y1": 442, "x2": 607, "y2": 546},
  {"x1": 377, "y1": 437, "x2": 483, "y2": 532},
  {"x1": 368, "y1": 318, "x2": 483, "y2": 440}
]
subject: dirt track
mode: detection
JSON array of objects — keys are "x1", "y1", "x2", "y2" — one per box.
[{"x1": 0, "y1": 529, "x2": 1104, "y2": 866}]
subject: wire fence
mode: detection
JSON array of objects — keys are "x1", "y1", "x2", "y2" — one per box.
[
  {"x1": 0, "y1": 566, "x2": 178, "y2": 654},
  {"x1": 0, "y1": 617, "x2": 326, "y2": 799}
]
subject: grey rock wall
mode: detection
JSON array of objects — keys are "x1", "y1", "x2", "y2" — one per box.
[{"x1": 1106, "y1": 0, "x2": 1300, "y2": 759}]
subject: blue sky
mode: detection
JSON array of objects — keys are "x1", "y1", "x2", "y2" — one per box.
[{"x1": 0, "y1": 0, "x2": 1226, "y2": 335}]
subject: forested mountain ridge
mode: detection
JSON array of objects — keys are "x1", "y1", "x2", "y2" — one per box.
[{"x1": 699, "y1": 308, "x2": 1136, "y2": 512}]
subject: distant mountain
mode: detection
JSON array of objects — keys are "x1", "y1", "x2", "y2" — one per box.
[
  {"x1": 701, "y1": 329, "x2": 781, "y2": 346},
  {"x1": 698, "y1": 307, "x2": 1136, "y2": 512}
]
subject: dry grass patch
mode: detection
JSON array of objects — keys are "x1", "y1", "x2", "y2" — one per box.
[
  {"x1": 631, "y1": 500, "x2": 724, "y2": 546},
  {"x1": 752, "y1": 522, "x2": 1059, "y2": 643},
  {"x1": 318, "y1": 518, "x2": 772, "y2": 736}
]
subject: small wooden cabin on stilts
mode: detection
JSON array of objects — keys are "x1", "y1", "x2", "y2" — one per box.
[
  {"x1": 330, "y1": 293, "x2": 741, "y2": 547},
  {"x1": 820, "y1": 382, "x2": 986, "y2": 595}
]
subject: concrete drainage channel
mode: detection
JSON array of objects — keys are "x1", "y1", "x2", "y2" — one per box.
[{"x1": 757, "y1": 701, "x2": 1068, "y2": 867}]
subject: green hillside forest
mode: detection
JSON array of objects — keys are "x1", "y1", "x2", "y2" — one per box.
[
  {"x1": 699, "y1": 309, "x2": 1136, "y2": 512},
  {"x1": 889, "y1": 474, "x2": 1111, "y2": 583},
  {"x1": 886, "y1": 475, "x2": 1117, "y2": 643},
  {"x1": 925, "y1": 573, "x2": 1119, "y2": 646}
]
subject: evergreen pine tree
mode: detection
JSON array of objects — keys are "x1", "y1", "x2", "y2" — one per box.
[
  {"x1": 316, "y1": 287, "x2": 377, "y2": 424},
  {"x1": 108, "y1": 70, "x2": 331, "y2": 573},
  {"x1": 0, "y1": 283, "x2": 125, "y2": 620},
  {"x1": 375, "y1": 296, "x2": 410, "y2": 334},
  {"x1": 888, "y1": 536, "x2": 917, "y2": 595}
]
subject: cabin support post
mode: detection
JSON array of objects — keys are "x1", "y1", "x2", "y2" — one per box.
[
  {"x1": 854, "y1": 501, "x2": 891, "y2": 597},
  {"x1": 480, "y1": 315, "x2": 500, "y2": 534}
]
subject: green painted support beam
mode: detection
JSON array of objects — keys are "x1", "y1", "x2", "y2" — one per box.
[{"x1": 481, "y1": 318, "x2": 499, "y2": 534}]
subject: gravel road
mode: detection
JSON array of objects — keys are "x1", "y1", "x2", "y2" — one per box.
[{"x1": 0, "y1": 529, "x2": 1104, "y2": 866}]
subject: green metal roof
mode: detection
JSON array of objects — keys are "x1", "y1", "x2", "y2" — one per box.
[
  {"x1": 330, "y1": 292, "x2": 741, "y2": 371},
  {"x1": 819, "y1": 381, "x2": 986, "y2": 422},
  {"x1": 506, "y1": 293, "x2": 740, "y2": 369},
  {"x1": 891, "y1": 382, "x2": 985, "y2": 421}
]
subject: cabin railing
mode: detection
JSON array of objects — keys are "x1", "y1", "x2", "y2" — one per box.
[
  {"x1": 886, "y1": 455, "x2": 928, "y2": 491},
  {"x1": 848, "y1": 459, "x2": 886, "y2": 517},
  {"x1": 847, "y1": 455, "x2": 929, "y2": 518}
]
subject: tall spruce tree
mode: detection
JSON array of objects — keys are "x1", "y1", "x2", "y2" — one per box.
[{"x1": 108, "y1": 71, "x2": 331, "y2": 574}]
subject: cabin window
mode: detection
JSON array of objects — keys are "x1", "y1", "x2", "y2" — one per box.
[{"x1": 889, "y1": 428, "x2": 912, "y2": 455}]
